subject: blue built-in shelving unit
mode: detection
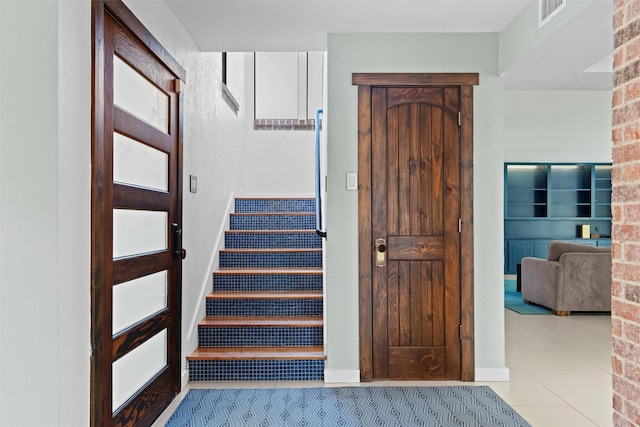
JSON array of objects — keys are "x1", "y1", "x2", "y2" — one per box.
[{"x1": 504, "y1": 163, "x2": 612, "y2": 274}]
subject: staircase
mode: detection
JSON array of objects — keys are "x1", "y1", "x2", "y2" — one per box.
[{"x1": 187, "y1": 198, "x2": 325, "y2": 381}]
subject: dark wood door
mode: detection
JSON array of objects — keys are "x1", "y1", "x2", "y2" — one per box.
[
  {"x1": 372, "y1": 86, "x2": 461, "y2": 379},
  {"x1": 92, "y1": 2, "x2": 186, "y2": 426},
  {"x1": 354, "y1": 74, "x2": 477, "y2": 381}
]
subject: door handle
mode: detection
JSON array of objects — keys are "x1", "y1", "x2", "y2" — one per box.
[
  {"x1": 172, "y1": 223, "x2": 187, "y2": 260},
  {"x1": 375, "y1": 238, "x2": 387, "y2": 267}
]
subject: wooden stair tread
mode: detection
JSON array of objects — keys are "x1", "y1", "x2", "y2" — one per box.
[
  {"x1": 200, "y1": 316, "x2": 323, "y2": 327},
  {"x1": 219, "y1": 267, "x2": 321, "y2": 271},
  {"x1": 188, "y1": 346, "x2": 325, "y2": 361},
  {"x1": 235, "y1": 197, "x2": 314, "y2": 200},
  {"x1": 221, "y1": 248, "x2": 321, "y2": 253},
  {"x1": 226, "y1": 229, "x2": 317, "y2": 234},
  {"x1": 207, "y1": 291, "x2": 322, "y2": 299},
  {"x1": 213, "y1": 268, "x2": 322, "y2": 275},
  {"x1": 231, "y1": 212, "x2": 315, "y2": 216}
]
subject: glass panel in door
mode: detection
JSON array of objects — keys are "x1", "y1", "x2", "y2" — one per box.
[
  {"x1": 113, "y1": 132, "x2": 169, "y2": 191},
  {"x1": 112, "y1": 329, "x2": 168, "y2": 412},
  {"x1": 112, "y1": 270, "x2": 168, "y2": 334},
  {"x1": 113, "y1": 55, "x2": 169, "y2": 133},
  {"x1": 112, "y1": 209, "x2": 168, "y2": 258}
]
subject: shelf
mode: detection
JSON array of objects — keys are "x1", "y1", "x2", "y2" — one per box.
[
  {"x1": 505, "y1": 163, "x2": 612, "y2": 273},
  {"x1": 594, "y1": 165, "x2": 612, "y2": 179},
  {"x1": 505, "y1": 163, "x2": 611, "y2": 220},
  {"x1": 505, "y1": 217, "x2": 611, "y2": 221},
  {"x1": 506, "y1": 165, "x2": 548, "y2": 190},
  {"x1": 507, "y1": 207, "x2": 547, "y2": 218},
  {"x1": 549, "y1": 165, "x2": 591, "y2": 190},
  {"x1": 507, "y1": 191, "x2": 547, "y2": 204}
]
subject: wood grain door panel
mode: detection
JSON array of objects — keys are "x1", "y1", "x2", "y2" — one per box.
[
  {"x1": 387, "y1": 87, "x2": 444, "y2": 109},
  {"x1": 372, "y1": 87, "x2": 459, "y2": 380},
  {"x1": 388, "y1": 346, "x2": 446, "y2": 379},
  {"x1": 387, "y1": 236, "x2": 444, "y2": 261},
  {"x1": 356, "y1": 74, "x2": 476, "y2": 382}
]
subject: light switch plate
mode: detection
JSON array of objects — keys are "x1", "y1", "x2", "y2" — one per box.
[
  {"x1": 346, "y1": 172, "x2": 358, "y2": 191},
  {"x1": 189, "y1": 175, "x2": 197, "y2": 193}
]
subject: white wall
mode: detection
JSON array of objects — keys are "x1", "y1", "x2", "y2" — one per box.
[
  {"x1": 0, "y1": 2, "x2": 61, "y2": 424},
  {"x1": 326, "y1": 33, "x2": 508, "y2": 381},
  {"x1": 244, "y1": 126, "x2": 316, "y2": 196},
  {"x1": 499, "y1": 0, "x2": 594, "y2": 73},
  {"x1": 245, "y1": 54, "x2": 315, "y2": 196},
  {"x1": 503, "y1": 90, "x2": 612, "y2": 162}
]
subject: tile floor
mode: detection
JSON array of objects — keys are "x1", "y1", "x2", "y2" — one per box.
[
  {"x1": 493, "y1": 308, "x2": 612, "y2": 427},
  {"x1": 154, "y1": 308, "x2": 613, "y2": 426}
]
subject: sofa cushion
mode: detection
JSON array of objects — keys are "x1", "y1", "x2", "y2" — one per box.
[{"x1": 547, "y1": 241, "x2": 610, "y2": 262}]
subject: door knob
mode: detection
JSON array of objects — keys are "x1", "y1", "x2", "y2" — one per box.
[{"x1": 375, "y1": 238, "x2": 387, "y2": 267}]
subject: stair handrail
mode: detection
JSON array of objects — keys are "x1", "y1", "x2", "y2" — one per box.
[{"x1": 315, "y1": 109, "x2": 326, "y2": 238}]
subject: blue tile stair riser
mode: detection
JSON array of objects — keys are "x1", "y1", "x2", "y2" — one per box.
[
  {"x1": 219, "y1": 251, "x2": 322, "y2": 269},
  {"x1": 213, "y1": 273, "x2": 323, "y2": 292},
  {"x1": 206, "y1": 298, "x2": 323, "y2": 317},
  {"x1": 198, "y1": 326, "x2": 323, "y2": 347},
  {"x1": 213, "y1": 273, "x2": 322, "y2": 292},
  {"x1": 225, "y1": 232, "x2": 322, "y2": 249},
  {"x1": 230, "y1": 214, "x2": 316, "y2": 230},
  {"x1": 188, "y1": 359, "x2": 324, "y2": 381},
  {"x1": 235, "y1": 199, "x2": 315, "y2": 213}
]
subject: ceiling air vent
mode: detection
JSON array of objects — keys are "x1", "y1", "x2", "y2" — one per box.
[{"x1": 539, "y1": 0, "x2": 566, "y2": 27}]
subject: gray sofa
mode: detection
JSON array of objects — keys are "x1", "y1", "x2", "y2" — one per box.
[{"x1": 521, "y1": 241, "x2": 612, "y2": 315}]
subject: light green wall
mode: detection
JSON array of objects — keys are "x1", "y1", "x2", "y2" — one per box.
[
  {"x1": 326, "y1": 33, "x2": 507, "y2": 377},
  {"x1": 504, "y1": 90, "x2": 612, "y2": 162},
  {"x1": 0, "y1": 1, "x2": 59, "y2": 424},
  {"x1": 57, "y1": 1, "x2": 91, "y2": 424},
  {"x1": 500, "y1": 0, "x2": 593, "y2": 74}
]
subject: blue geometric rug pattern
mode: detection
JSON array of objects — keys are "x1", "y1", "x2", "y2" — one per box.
[
  {"x1": 165, "y1": 386, "x2": 532, "y2": 426},
  {"x1": 504, "y1": 280, "x2": 551, "y2": 315}
]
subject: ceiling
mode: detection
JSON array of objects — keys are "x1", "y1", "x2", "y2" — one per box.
[{"x1": 165, "y1": 0, "x2": 614, "y2": 90}]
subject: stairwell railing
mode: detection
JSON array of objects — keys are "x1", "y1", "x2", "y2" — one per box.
[{"x1": 315, "y1": 109, "x2": 326, "y2": 238}]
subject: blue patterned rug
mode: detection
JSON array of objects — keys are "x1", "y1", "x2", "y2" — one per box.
[
  {"x1": 165, "y1": 386, "x2": 531, "y2": 426},
  {"x1": 504, "y1": 280, "x2": 551, "y2": 315}
]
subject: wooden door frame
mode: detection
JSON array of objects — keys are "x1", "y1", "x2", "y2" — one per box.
[
  {"x1": 353, "y1": 73, "x2": 477, "y2": 381},
  {"x1": 91, "y1": 1, "x2": 186, "y2": 425}
]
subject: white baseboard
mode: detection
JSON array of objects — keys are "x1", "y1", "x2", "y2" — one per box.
[
  {"x1": 324, "y1": 369, "x2": 361, "y2": 383},
  {"x1": 181, "y1": 369, "x2": 190, "y2": 390},
  {"x1": 475, "y1": 368, "x2": 510, "y2": 382},
  {"x1": 324, "y1": 368, "x2": 510, "y2": 383}
]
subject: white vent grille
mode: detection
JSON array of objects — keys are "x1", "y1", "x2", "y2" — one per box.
[{"x1": 539, "y1": 0, "x2": 566, "y2": 27}]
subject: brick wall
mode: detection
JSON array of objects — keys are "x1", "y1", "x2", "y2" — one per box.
[{"x1": 612, "y1": 1, "x2": 640, "y2": 425}]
